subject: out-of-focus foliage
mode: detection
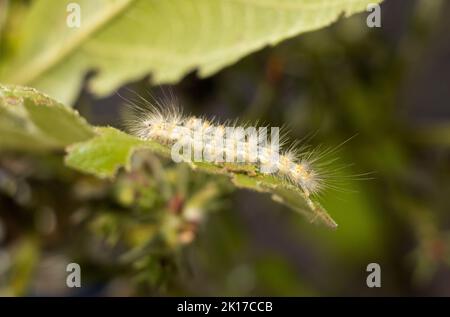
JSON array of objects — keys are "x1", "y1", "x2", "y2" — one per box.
[
  {"x1": 0, "y1": 0, "x2": 381, "y2": 104},
  {"x1": 0, "y1": 149, "x2": 232, "y2": 295}
]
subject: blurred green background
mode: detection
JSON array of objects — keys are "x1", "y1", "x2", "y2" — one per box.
[{"x1": 1, "y1": 0, "x2": 450, "y2": 296}]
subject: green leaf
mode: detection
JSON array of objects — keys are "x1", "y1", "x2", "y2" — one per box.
[
  {"x1": 65, "y1": 126, "x2": 167, "y2": 178},
  {"x1": 0, "y1": 84, "x2": 94, "y2": 151},
  {"x1": 0, "y1": 0, "x2": 382, "y2": 104},
  {"x1": 66, "y1": 127, "x2": 338, "y2": 228}
]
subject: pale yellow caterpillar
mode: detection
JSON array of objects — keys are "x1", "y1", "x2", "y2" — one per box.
[{"x1": 124, "y1": 93, "x2": 347, "y2": 228}]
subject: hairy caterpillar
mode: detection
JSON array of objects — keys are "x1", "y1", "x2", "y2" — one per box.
[{"x1": 124, "y1": 92, "x2": 346, "y2": 228}]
